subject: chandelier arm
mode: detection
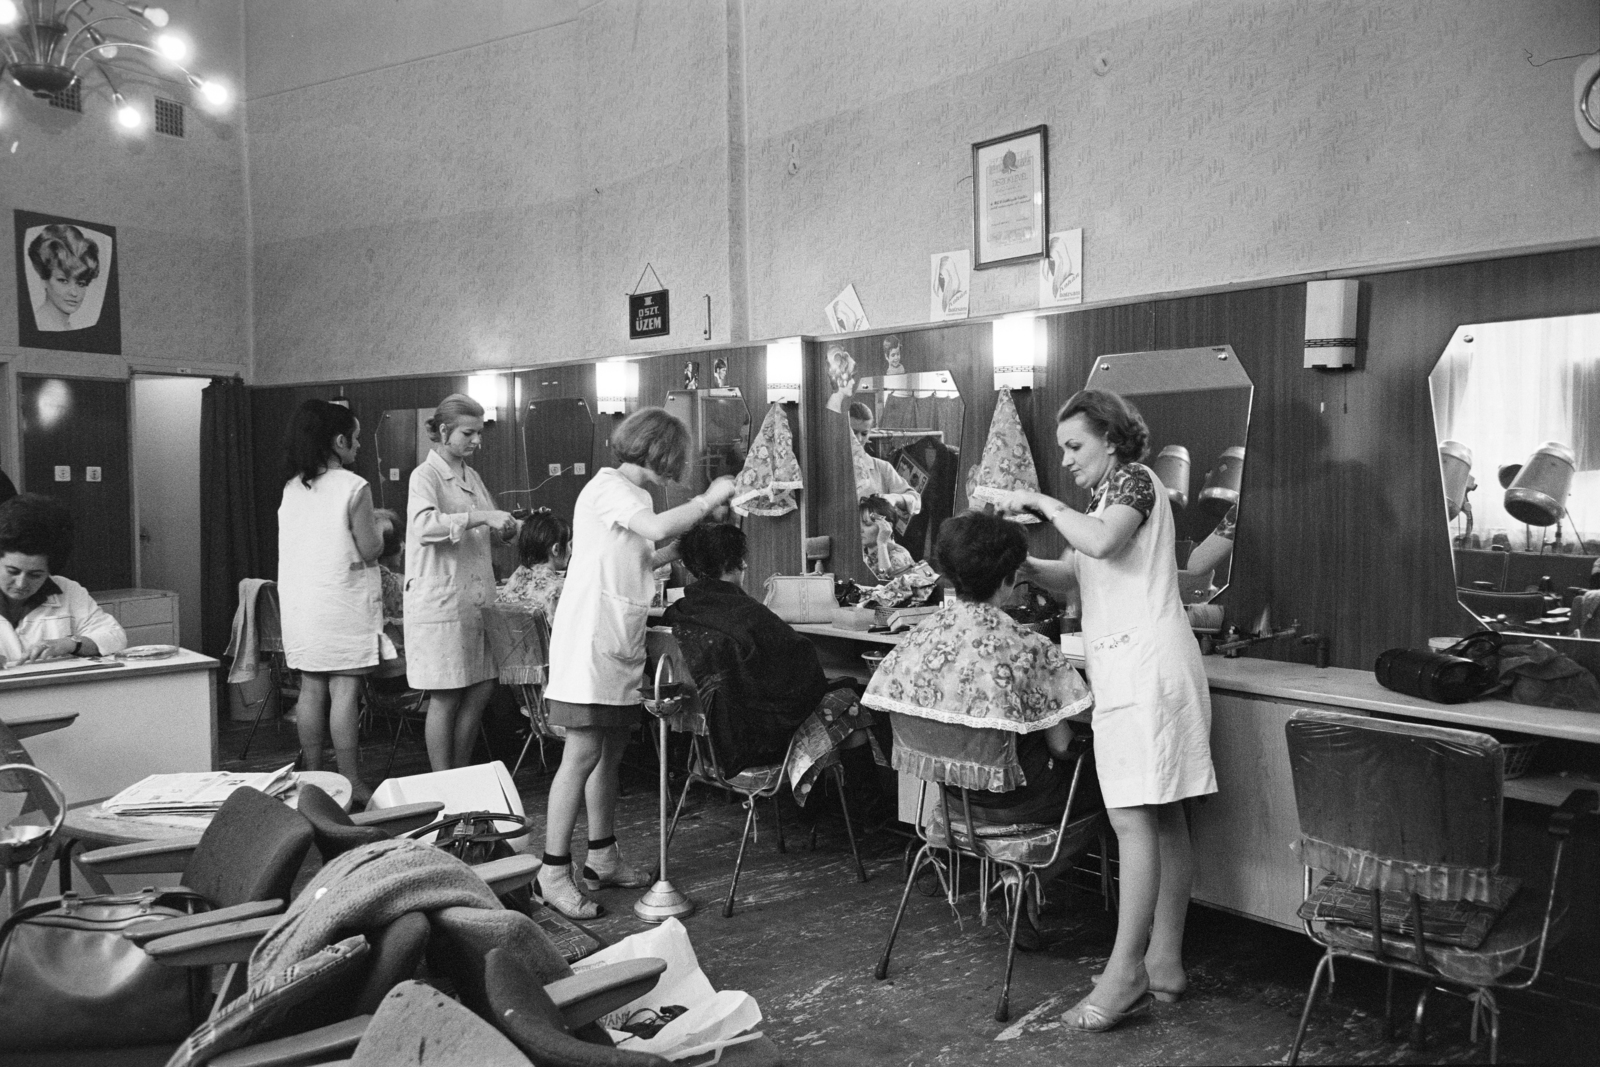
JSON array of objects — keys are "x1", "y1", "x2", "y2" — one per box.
[
  {"x1": 69, "y1": 38, "x2": 193, "y2": 83},
  {"x1": 62, "y1": 15, "x2": 155, "y2": 62}
]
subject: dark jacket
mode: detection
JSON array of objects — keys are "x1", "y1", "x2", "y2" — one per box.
[{"x1": 662, "y1": 578, "x2": 829, "y2": 775}]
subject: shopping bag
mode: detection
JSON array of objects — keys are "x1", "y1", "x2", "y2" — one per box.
[
  {"x1": 369, "y1": 760, "x2": 529, "y2": 852},
  {"x1": 574, "y1": 917, "x2": 762, "y2": 1061}
]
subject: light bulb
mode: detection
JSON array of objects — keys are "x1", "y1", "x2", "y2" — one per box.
[
  {"x1": 139, "y1": 5, "x2": 170, "y2": 27},
  {"x1": 199, "y1": 80, "x2": 228, "y2": 106},
  {"x1": 113, "y1": 95, "x2": 141, "y2": 128},
  {"x1": 101, "y1": 44, "x2": 119, "y2": 58},
  {"x1": 0, "y1": 1, "x2": 18, "y2": 26},
  {"x1": 155, "y1": 33, "x2": 188, "y2": 61}
]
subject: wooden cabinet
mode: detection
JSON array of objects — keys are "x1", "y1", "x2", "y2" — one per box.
[{"x1": 95, "y1": 588, "x2": 180, "y2": 647}]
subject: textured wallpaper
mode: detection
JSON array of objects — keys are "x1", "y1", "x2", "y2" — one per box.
[{"x1": 244, "y1": 0, "x2": 1600, "y2": 383}]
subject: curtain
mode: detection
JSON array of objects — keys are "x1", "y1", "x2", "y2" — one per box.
[
  {"x1": 199, "y1": 378, "x2": 260, "y2": 657},
  {"x1": 1431, "y1": 314, "x2": 1600, "y2": 543}
]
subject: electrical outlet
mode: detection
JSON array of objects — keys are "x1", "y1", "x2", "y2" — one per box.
[
  {"x1": 389, "y1": 468, "x2": 400, "y2": 481},
  {"x1": 548, "y1": 464, "x2": 561, "y2": 477},
  {"x1": 574, "y1": 463, "x2": 587, "y2": 476},
  {"x1": 85, "y1": 467, "x2": 102, "y2": 482},
  {"x1": 54, "y1": 466, "x2": 70, "y2": 482}
]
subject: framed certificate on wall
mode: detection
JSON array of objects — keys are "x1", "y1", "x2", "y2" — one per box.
[{"x1": 971, "y1": 125, "x2": 1049, "y2": 270}]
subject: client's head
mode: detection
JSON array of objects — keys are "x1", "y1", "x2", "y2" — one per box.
[
  {"x1": 0, "y1": 493, "x2": 73, "y2": 603},
  {"x1": 678, "y1": 521, "x2": 747, "y2": 583},
  {"x1": 935, "y1": 510, "x2": 1027, "y2": 603},
  {"x1": 374, "y1": 508, "x2": 404, "y2": 566},
  {"x1": 517, "y1": 508, "x2": 573, "y2": 571}
]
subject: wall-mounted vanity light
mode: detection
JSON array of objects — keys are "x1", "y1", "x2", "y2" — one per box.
[
  {"x1": 766, "y1": 337, "x2": 803, "y2": 405},
  {"x1": 1304, "y1": 279, "x2": 1359, "y2": 369},
  {"x1": 993, "y1": 313, "x2": 1044, "y2": 390},
  {"x1": 466, "y1": 373, "x2": 505, "y2": 424},
  {"x1": 596, "y1": 360, "x2": 636, "y2": 416}
]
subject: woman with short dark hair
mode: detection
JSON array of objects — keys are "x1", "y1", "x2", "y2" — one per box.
[
  {"x1": 279, "y1": 398, "x2": 385, "y2": 801},
  {"x1": 538, "y1": 407, "x2": 738, "y2": 919},
  {"x1": 998, "y1": 387, "x2": 1217, "y2": 1032},
  {"x1": 0, "y1": 493, "x2": 126, "y2": 666}
]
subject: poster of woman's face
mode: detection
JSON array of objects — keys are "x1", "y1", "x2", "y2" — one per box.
[{"x1": 13, "y1": 209, "x2": 121, "y2": 354}]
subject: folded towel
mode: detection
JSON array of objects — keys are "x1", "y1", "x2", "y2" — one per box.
[
  {"x1": 732, "y1": 403, "x2": 803, "y2": 517},
  {"x1": 225, "y1": 578, "x2": 275, "y2": 684},
  {"x1": 966, "y1": 388, "x2": 1041, "y2": 522}
]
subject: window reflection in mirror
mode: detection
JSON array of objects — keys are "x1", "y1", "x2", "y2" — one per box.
[
  {"x1": 848, "y1": 368, "x2": 963, "y2": 575},
  {"x1": 1084, "y1": 347, "x2": 1253, "y2": 605},
  {"x1": 1429, "y1": 312, "x2": 1600, "y2": 638}
]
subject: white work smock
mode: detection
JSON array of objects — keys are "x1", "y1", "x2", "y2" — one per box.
[
  {"x1": 545, "y1": 467, "x2": 655, "y2": 707},
  {"x1": 403, "y1": 449, "x2": 499, "y2": 690},
  {"x1": 0, "y1": 575, "x2": 127, "y2": 662},
  {"x1": 278, "y1": 468, "x2": 386, "y2": 672},
  {"x1": 1077, "y1": 463, "x2": 1217, "y2": 809}
]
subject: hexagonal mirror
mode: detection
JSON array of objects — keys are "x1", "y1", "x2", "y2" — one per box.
[{"x1": 1429, "y1": 312, "x2": 1600, "y2": 638}]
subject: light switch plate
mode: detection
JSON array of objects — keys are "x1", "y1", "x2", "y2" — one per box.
[
  {"x1": 389, "y1": 468, "x2": 400, "y2": 481},
  {"x1": 574, "y1": 463, "x2": 587, "y2": 475},
  {"x1": 54, "y1": 466, "x2": 70, "y2": 482},
  {"x1": 548, "y1": 464, "x2": 561, "y2": 477},
  {"x1": 85, "y1": 467, "x2": 102, "y2": 482}
]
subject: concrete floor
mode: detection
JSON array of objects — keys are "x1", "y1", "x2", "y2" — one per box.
[{"x1": 222, "y1": 705, "x2": 1600, "y2": 1065}]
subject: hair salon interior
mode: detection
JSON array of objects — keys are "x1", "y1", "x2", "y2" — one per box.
[{"x1": 4, "y1": 1, "x2": 1600, "y2": 1064}]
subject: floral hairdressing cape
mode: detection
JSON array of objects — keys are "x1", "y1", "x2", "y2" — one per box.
[{"x1": 861, "y1": 598, "x2": 1091, "y2": 730}]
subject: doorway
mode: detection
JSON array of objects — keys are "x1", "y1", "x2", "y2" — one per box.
[{"x1": 131, "y1": 375, "x2": 206, "y2": 649}]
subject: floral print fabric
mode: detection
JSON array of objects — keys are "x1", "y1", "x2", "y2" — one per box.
[
  {"x1": 497, "y1": 561, "x2": 564, "y2": 618},
  {"x1": 1090, "y1": 463, "x2": 1156, "y2": 522},
  {"x1": 967, "y1": 388, "x2": 1041, "y2": 522},
  {"x1": 862, "y1": 598, "x2": 1092, "y2": 731},
  {"x1": 732, "y1": 402, "x2": 803, "y2": 517}
]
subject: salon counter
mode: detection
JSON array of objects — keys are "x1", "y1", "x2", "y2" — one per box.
[{"x1": 0, "y1": 650, "x2": 219, "y2": 805}]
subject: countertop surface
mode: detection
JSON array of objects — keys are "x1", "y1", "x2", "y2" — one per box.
[
  {"x1": 1204, "y1": 655, "x2": 1600, "y2": 743},
  {"x1": 0, "y1": 648, "x2": 217, "y2": 696}
]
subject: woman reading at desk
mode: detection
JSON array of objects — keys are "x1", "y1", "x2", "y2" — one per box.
[{"x1": 0, "y1": 493, "x2": 126, "y2": 666}]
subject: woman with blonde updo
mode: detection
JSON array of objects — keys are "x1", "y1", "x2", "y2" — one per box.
[{"x1": 404, "y1": 393, "x2": 518, "y2": 771}]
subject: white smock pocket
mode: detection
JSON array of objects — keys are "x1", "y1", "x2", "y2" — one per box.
[{"x1": 595, "y1": 591, "x2": 649, "y2": 662}]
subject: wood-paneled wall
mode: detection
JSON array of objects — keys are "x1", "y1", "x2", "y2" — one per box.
[{"x1": 800, "y1": 247, "x2": 1600, "y2": 673}]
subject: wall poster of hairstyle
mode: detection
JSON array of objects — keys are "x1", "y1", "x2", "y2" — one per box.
[{"x1": 13, "y1": 209, "x2": 122, "y2": 354}]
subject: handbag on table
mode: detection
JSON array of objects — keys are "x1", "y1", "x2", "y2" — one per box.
[{"x1": 762, "y1": 573, "x2": 837, "y2": 624}]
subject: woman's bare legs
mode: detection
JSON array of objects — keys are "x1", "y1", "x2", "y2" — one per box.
[
  {"x1": 1144, "y1": 801, "x2": 1194, "y2": 993},
  {"x1": 581, "y1": 726, "x2": 631, "y2": 841},
  {"x1": 296, "y1": 672, "x2": 369, "y2": 804},
  {"x1": 452, "y1": 679, "x2": 496, "y2": 768},
  {"x1": 544, "y1": 727, "x2": 605, "y2": 856},
  {"x1": 294, "y1": 672, "x2": 331, "y2": 771},
  {"x1": 1087, "y1": 804, "x2": 1159, "y2": 1012},
  {"x1": 424, "y1": 679, "x2": 496, "y2": 771}
]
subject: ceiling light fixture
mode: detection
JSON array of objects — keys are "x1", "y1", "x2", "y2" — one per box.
[{"x1": 0, "y1": 1, "x2": 228, "y2": 126}]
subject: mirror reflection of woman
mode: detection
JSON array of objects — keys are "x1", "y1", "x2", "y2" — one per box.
[
  {"x1": 1000, "y1": 388, "x2": 1216, "y2": 1033},
  {"x1": 404, "y1": 394, "x2": 518, "y2": 773}
]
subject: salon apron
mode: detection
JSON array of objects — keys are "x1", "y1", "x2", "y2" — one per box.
[
  {"x1": 403, "y1": 450, "x2": 498, "y2": 690},
  {"x1": 1078, "y1": 463, "x2": 1217, "y2": 808}
]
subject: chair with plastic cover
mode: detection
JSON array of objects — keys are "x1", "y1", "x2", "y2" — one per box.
[{"x1": 1284, "y1": 709, "x2": 1598, "y2": 1064}]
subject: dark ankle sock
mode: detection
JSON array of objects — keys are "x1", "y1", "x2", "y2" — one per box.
[
  {"x1": 587, "y1": 836, "x2": 616, "y2": 851},
  {"x1": 541, "y1": 852, "x2": 572, "y2": 868}
]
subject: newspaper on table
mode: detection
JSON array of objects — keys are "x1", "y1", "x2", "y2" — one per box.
[{"x1": 102, "y1": 763, "x2": 297, "y2": 817}]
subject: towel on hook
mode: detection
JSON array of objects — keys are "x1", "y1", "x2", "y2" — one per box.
[
  {"x1": 967, "y1": 388, "x2": 1041, "y2": 522},
  {"x1": 731, "y1": 403, "x2": 803, "y2": 517}
]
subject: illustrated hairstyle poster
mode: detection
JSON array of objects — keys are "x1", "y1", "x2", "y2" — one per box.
[{"x1": 14, "y1": 209, "x2": 122, "y2": 354}]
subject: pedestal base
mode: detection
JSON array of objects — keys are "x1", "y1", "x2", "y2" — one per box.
[{"x1": 633, "y1": 878, "x2": 695, "y2": 922}]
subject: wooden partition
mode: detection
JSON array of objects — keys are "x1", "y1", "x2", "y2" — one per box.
[{"x1": 799, "y1": 246, "x2": 1600, "y2": 672}]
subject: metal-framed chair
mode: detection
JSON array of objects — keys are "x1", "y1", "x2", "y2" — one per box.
[
  {"x1": 650, "y1": 630, "x2": 868, "y2": 918},
  {"x1": 482, "y1": 603, "x2": 562, "y2": 775},
  {"x1": 873, "y1": 713, "x2": 1110, "y2": 1022},
  {"x1": 231, "y1": 580, "x2": 293, "y2": 762},
  {"x1": 1284, "y1": 709, "x2": 1598, "y2": 1064}
]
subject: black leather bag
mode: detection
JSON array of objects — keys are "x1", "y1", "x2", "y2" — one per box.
[
  {"x1": 409, "y1": 811, "x2": 534, "y2": 913},
  {"x1": 0, "y1": 888, "x2": 209, "y2": 1051},
  {"x1": 1373, "y1": 647, "x2": 1495, "y2": 704}
]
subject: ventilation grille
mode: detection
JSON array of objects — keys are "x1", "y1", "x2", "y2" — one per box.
[
  {"x1": 48, "y1": 83, "x2": 82, "y2": 113},
  {"x1": 155, "y1": 97, "x2": 184, "y2": 137}
]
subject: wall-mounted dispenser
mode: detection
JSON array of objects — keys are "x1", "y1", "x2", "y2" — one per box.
[{"x1": 1304, "y1": 279, "x2": 1359, "y2": 369}]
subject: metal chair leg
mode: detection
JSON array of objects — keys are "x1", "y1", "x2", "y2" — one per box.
[
  {"x1": 996, "y1": 868, "x2": 1025, "y2": 1022},
  {"x1": 1484, "y1": 990, "x2": 1500, "y2": 1065},
  {"x1": 1288, "y1": 951, "x2": 1335, "y2": 1066},
  {"x1": 875, "y1": 844, "x2": 932, "y2": 980},
  {"x1": 832, "y1": 764, "x2": 867, "y2": 883},
  {"x1": 1383, "y1": 969, "x2": 1396, "y2": 1040},
  {"x1": 724, "y1": 796, "x2": 759, "y2": 918},
  {"x1": 236, "y1": 682, "x2": 276, "y2": 761},
  {"x1": 666, "y1": 772, "x2": 696, "y2": 849},
  {"x1": 1408, "y1": 983, "x2": 1431, "y2": 1051},
  {"x1": 773, "y1": 793, "x2": 785, "y2": 854}
]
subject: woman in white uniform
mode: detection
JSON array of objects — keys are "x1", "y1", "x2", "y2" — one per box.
[
  {"x1": 404, "y1": 394, "x2": 517, "y2": 772},
  {"x1": 1004, "y1": 388, "x2": 1217, "y2": 1033},
  {"x1": 277, "y1": 400, "x2": 384, "y2": 802},
  {"x1": 0, "y1": 494, "x2": 126, "y2": 665},
  {"x1": 537, "y1": 407, "x2": 737, "y2": 919}
]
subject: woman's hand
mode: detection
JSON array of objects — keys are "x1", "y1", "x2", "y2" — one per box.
[
  {"x1": 24, "y1": 638, "x2": 78, "y2": 663},
  {"x1": 477, "y1": 509, "x2": 517, "y2": 535},
  {"x1": 703, "y1": 476, "x2": 737, "y2": 509}
]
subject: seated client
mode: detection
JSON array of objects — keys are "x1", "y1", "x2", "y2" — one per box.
[
  {"x1": 863, "y1": 509, "x2": 1094, "y2": 861},
  {"x1": 498, "y1": 508, "x2": 571, "y2": 618},
  {"x1": 663, "y1": 521, "x2": 859, "y2": 777},
  {"x1": 0, "y1": 493, "x2": 128, "y2": 666}
]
